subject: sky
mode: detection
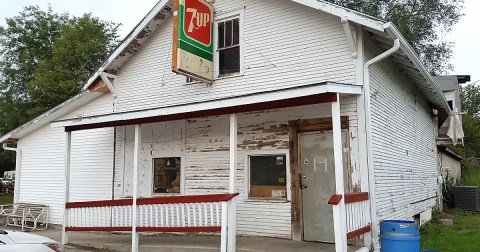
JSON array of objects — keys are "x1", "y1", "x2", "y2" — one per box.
[{"x1": 0, "y1": 0, "x2": 478, "y2": 83}]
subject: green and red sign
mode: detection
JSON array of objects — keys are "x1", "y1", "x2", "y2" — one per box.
[{"x1": 172, "y1": 0, "x2": 214, "y2": 82}]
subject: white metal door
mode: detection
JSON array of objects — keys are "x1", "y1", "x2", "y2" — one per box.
[{"x1": 299, "y1": 131, "x2": 348, "y2": 242}]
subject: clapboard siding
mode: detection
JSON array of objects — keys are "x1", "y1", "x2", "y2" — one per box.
[
  {"x1": 183, "y1": 99, "x2": 357, "y2": 238},
  {"x1": 17, "y1": 125, "x2": 65, "y2": 224},
  {"x1": 112, "y1": 0, "x2": 356, "y2": 113},
  {"x1": 112, "y1": 98, "x2": 357, "y2": 238},
  {"x1": 120, "y1": 122, "x2": 184, "y2": 198},
  {"x1": 69, "y1": 128, "x2": 114, "y2": 202},
  {"x1": 17, "y1": 95, "x2": 116, "y2": 224},
  {"x1": 366, "y1": 37, "x2": 437, "y2": 224}
]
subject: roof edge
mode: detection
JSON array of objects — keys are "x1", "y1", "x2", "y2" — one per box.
[
  {"x1": 82, "y1": 0, "x2": 170, "y2": 90},
  {"x1": 290, "y1": 0, "x2": 385, "y2": 31},
  {"x1": 384, "y1": 22, "x2": 451, "y2": 113},
  {"x1": 0, "y1": 90, "x2": 103, "y2": 143},
  {"x1": 439, "y1": 147, "x2": 463, "y2": 161}
]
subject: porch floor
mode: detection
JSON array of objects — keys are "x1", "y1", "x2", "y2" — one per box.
[{"x1": 35, "y1": 229, "x2": 362, "y2": 252}]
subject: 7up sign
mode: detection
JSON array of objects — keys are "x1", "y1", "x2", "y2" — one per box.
[{"x1": 172, "y1": 0, "x2": 214, "y2": 82}]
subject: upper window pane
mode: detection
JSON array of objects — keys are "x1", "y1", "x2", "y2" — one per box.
[
  {"x1": 233, "y1": 19, "x2": 239, "y2": 45},
  {"x1": 225, "y1": 20, "x2": 233, "y2": 47},
  {"x1": 218, "y1": 22, "x2": 225, "y2": 49}
]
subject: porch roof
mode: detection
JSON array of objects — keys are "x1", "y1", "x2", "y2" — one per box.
[{"x1": 50, "y1": 82, "x2": 361, "y2": 131}]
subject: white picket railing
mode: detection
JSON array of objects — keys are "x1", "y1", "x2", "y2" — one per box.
[
  {"x1": 65, "y1": 193, "x2": 238, "y2": 233},
  {"x1": 344, "y1": 192, "x2": 371, "y2": 239}
]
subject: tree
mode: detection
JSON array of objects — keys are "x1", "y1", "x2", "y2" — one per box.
[
  {"x1": 26, "y1": 14, "x2": 119, "y2": 116},
  {"x1": 451, "y1": 84, "x2": 480, "y2": 187},
  {"x1": 460, "y1": 83, "x2": 480, "y2": 120},
  {"x1": 0, "y1": 6, "x2": 69, "y2": 133},
  {"x1": 325, "y1": 0, "x2": 464, "y2": 75},
  {"x1": 0, "y1": 6, "x2": 120, "y2": 172}
]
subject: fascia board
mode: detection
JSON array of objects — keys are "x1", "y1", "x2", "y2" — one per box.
[
  {"x1": 290, "y1": 0, "x2": 385, "y2": 32},
  {"x1": 51, "y1": 83, "x2": 361, "y2": 128},
  {"x1": 82, "y1": 0, "x2": 171, "y2": 90},
  {"x1": 384, "y1": 22, "x2": 451, "y2": 112},
  {"x1": 0, "y1": 91, "x2": 103, "y2": 143}
]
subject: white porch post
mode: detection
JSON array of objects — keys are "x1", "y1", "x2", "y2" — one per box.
[
  {"x1": 331, "y1": 94, "x2": 348, "y2": 252},
  {"x1": 228, "y1": 114, "x2": 237, "y2": 252},
  {"x1": 132, "y1": 125, "x2": 141, "y2": 252},
  {"x1": 62, "y1": 131, "x2": 72, "y2": 245}
]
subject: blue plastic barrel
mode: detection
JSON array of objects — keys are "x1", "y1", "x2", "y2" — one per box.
[{"x1": 380, "y1": 220, "x2": 420, "y2": 252}]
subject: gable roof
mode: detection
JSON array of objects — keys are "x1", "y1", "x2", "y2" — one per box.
[{"x1": 1, "y1": 0, "x2": 451, "y2": 143}]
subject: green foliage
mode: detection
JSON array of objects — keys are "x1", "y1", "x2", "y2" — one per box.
[
  {"x1": 0, "y1": 5, "x2": 120, "y2": 171},
  {"x1": 442, "y1": 170, "x2": 455, "y2": 209},
  {"x1": 460, "y1": 84, "x2": 480, "y2": 120},
  {"x1": 0, "y1": 194, "x2": 13, "y2": 205},
  {"x1": 325, "y1": 0, "x2": 464, "y2": 75},
  {"x1": 458, "y1": 157, "x2": 480, "y2": 188},
  {"x1": 420, "y1": 210, "x2": 480, "y2": 251},
  {"x1": 0, "y1": 5, "x2": 68, "y2": 135},
  {"x1": 26, "y1": 14, "x2": 119, "y2": 116}
]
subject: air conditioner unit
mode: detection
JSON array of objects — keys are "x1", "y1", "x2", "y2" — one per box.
[{"x1": 454, "y1": 186, "x2": 480, "y2": 212}]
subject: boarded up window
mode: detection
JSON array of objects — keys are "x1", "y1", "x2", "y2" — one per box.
[
  {"x1": 249, "y1": 155, "x2": 287, "y2": 199},
  {"x1": 153, "y1": 157, "x2": 181, "y2": 194}
]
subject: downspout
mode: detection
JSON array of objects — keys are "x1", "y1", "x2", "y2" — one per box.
[
  {"x1": 2, "y1": 143, "x2": 21, "y2": 203},
  {"x1": 363, "y1": 23, "x2": 400, "y2": 251}
]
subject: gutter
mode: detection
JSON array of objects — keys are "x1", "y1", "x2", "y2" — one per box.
[
  {"x1": 385, "y1": 24, "x2": 451, "y2": 112},
  {"x1": 363, "y1": 22, "x2": 400, "y2": 251},
  {"x1": 2, "y1": 143, "x2": 21, "y2": 203}
]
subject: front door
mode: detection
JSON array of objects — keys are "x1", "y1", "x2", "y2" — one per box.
[{"x1": 299, "y1": 131, "x2": 348, "y2": 242}]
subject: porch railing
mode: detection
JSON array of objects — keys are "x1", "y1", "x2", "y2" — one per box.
[
  {"x1": 328, "y1": 192, "x2": 371, "y2": 240},
  {"x1": 65, "y1": 193, "x2": 238, "y2": 233},
  {"x1": 344, "y1": 192, "x2": 371, "y2": 239}
]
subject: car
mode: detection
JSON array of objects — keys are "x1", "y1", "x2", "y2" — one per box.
[
  {"x1": 0, "y1": 230, "x2": 63, "y2": 251},
  {"x1": 0, "y1": 179, "x2": 13, "y2": 193}
]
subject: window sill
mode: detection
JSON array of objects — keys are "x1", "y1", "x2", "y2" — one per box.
[
  {"x1": 244, "y1": 198, "x2": 290, "y2": 203},
  {"x1": 180, "y1": 73, "x2": 244, "y2": 86},
  {"x1": 151, "y1": 193, "x2": 182, "y2": 197},
  {"x1": 215, "y1": 72, "x2": 244, "y2": 81}
]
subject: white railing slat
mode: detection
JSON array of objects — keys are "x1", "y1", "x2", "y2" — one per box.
[{"x1": 181, "y1": 204, "x2": 186, "y2": 227}]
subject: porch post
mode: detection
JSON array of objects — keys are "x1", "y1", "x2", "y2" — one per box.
[
  {"x1": 62, "y1": 131, "x2": 72, "y2": 245},
  {"x1": 228, "y1": 114, "x2": 237, "y2": 251},
  {"x1": 331, "y1": 94, "x2": 348, "y2": 252},
  {"x1": 132, "y1": 125, "x2": 141, "y2": 252}
]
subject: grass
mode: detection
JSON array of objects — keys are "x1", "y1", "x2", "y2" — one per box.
[
  {"x1": 0, "y1": 194, "x2": 13, "y2": 205},
  {"x1": 420, "y1": 209, "x2": 480, "y2": 252}
]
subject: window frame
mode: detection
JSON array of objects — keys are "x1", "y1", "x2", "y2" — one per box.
[
  {"x1": 214, "y1": 10, "x2": 244, "y2": 79},
  {"x1": 244, "y1": 150, "x2": 291, "y2": 202},
  {"x1": 151, "y1": 157, "x2": 183, "y2": 196}
]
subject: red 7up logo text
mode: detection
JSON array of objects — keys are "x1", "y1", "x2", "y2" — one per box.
[{"x1": 182, "y1": 0, "x2": 212, "y2": 46}]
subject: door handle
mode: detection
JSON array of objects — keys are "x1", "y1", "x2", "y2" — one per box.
[{"x1": 300, "y1": 174, "x2": 307, "y2": 189}]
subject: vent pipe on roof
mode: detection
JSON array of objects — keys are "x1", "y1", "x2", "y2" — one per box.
[
  {"x1": 2, "y1": 143, "x2": 21, "y2": 204},
  {"x1": 363, "y1": 23, "x2": 400, "y2": 251}
]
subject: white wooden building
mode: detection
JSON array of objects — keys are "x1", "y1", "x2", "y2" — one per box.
[{"x1": 0, "y1": 0, "x2": 455, "y2": 251}]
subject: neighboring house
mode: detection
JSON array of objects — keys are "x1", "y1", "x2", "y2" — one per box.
[
  {"x1": 3, "y1": 171, "x2": 15, "y2": 180},
  {"x1": 438, "y1": 147, "x2": 462, "y2": 181},
  {"x1": 433, "y1": 75, "x2": 468, "y2": 211},
  {"x1": 0, "y1": 0, "x2": 457, "y2": 251},
  {"x1": 434, "y1": 75, "x2": 469, "y2": 146},
  {"x1": 434, "y1": 75, "x2": 470, "y2": 112}
]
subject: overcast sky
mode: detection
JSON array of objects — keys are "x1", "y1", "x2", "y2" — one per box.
[{"x1": 0, "y1": 0, "x2": 478, "y2": 82}]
